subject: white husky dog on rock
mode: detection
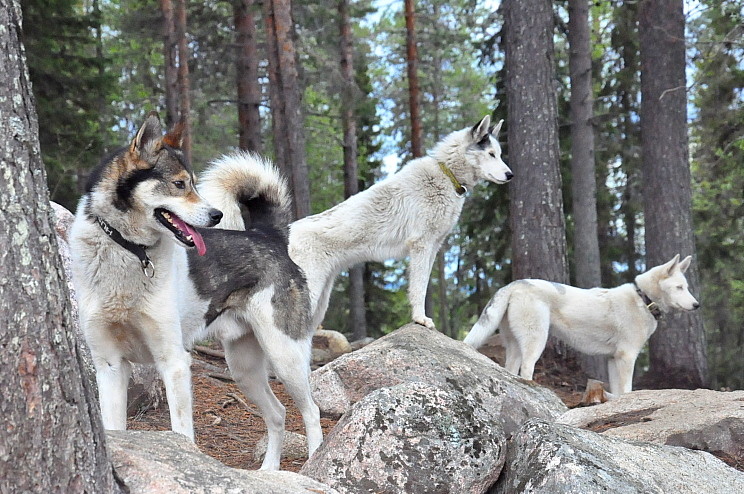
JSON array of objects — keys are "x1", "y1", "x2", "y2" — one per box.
[
  {"x1": 464, "y1": 255, "x2": 700, "y2": 395},
  {"x1": 288, "y1": 115, "x2": 513, "y2": 330}
]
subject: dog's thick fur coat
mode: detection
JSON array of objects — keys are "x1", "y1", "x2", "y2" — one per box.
[
  {"x1": 286, "y1": 115, "x2": 513, "y2": 330},
  {"x1": 464, "y1": 255, "x2": 700, "y2": 395},
  {"x1": 70, "y1": 114, "x2": 321, "y2": 470}
]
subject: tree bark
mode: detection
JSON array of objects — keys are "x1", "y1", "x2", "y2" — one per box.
[
  {"x1": 160, "y1": 0, "x2": 179, "y2": 128},
  {"x1": 568, "y1": 0, "x2": 606, "y2": 381},
  {"x1": 175, "y1": 0, "x2": 191, "y2": 163},
  {"x1": 0, "y1": 1, "x2": 119, "y2": 491},
  {"x1": 339, "y1": 0, "x2": 367, "y2": 340},
  {"x1": 234, "y1": 0, "x2": 262, "y2": 153},
  {"x1": 404, "y1": 0, "x2": 423, "y2": 158},
  {"x1": 504, "y1": 0, "x2": 569, "y2": 283},
  {"x1": 265, "y1": 0, "x2": 309, "y2": 219},
  {"x1": 263, "y1": 0, "x2": 289, "y2": 178},
  {"x1": 568, "y1": 0, "x2": 601, "y2": 288},
  {"x1": 638, "y1": 0, "x2": 708, "y2": 389}
]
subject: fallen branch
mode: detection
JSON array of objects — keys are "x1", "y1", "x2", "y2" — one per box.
[
  {"x1": 207, "y1": 371, "x2": 234, "y2": 382},
  {"x1": 227, "y1": 392, "x2": 262, "y2": 417},
  {"x1": 193, "y1": 345, "x2": 226, "y2": 359}
]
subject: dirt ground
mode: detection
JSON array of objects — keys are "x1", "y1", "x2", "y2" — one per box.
[{"x1": 127, "y1": 339, "x2": 742, "y2": 473}]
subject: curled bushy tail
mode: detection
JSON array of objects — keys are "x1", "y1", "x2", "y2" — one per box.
[
  {"x1": 463, "y1": 284, "x2": 513, "y2": 349},
  {"x1": 198, "y1": 151, "x2": 292, "y2": 238}
]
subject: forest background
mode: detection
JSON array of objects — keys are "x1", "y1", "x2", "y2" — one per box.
[{"x1": 22, "y1": 0, "x2": 743, "y2": 390}]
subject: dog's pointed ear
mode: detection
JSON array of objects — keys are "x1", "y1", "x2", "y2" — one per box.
[
  {"x1": 491, "y1": 119, "x2": 504, "y2": 137},
  {"x1": 471, "y1": 115, "x2": 491, "y2": 141},
  {"x1": 678, "y1": 255, "x2": 692, "y2": 273},
  {"x1": 163, "y1": 119, "x2": 185, "y2": 149},
  {"x1": 663, "y1": 254, "x2": 681, "y2": 275},
  {"x1": 130, "y1": 112, "x2": 163, "y2": 156}
]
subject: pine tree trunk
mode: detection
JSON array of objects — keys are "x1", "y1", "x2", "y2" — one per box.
[
  {"x1": 175, "y1": 0, "x2": 191, "y2": 163},
  {"x1": 638, "y1": 0, "x2": 708, "y2": 389},
  {"x1": 568, "y1": 0, "x2": 606, "y2": 381},
  {"x1": 269, "y1": 0, "x2": 309, "y2": 219},
  {"x1": 263, "y1": 0, "x2": 289, "y2": 178},
  {"x1": 0, "y1": 3, "x2": 119, "y2": 490},
  {"x1": 234, "y1": 0, "x2": 262, "y2": 152},
  {"x1": 568, "y1": 0, "x2": 601, "y2": 288},
  {"x1": 339, "y1": 0, "x2": 367, "y2": 340},
  {"x1": 504, "y1": 0, "x2": 569, "y2": 283},
  {"x1": 160, "y1": 0, "x2": 179, "y2": 128},
  {"x1": 404, "y1": 0, "x2": 423, "y2": 158}
]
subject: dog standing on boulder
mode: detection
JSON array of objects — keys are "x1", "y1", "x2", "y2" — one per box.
[{"x1": 287, "y1": 115, "x2": 513, "y2": 330}]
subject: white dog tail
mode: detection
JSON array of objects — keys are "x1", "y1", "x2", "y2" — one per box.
[
  {"x1": 198, "y1": 151, "x2": 293, "y2": 237},
  {"x1": 463, "y1": 284, "x2": 513, "y2": 349}
]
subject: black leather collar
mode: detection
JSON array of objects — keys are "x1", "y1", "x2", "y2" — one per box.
[
  {"x1": 634, "y1": 282, "x2": 662, "y2": 320},
  {"x1": 95, "y1": 216, "x2": 155, "y2": 277}
]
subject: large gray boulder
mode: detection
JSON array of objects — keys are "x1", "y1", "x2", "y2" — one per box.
[
  {"x1": 492, "y1": 419, "x2": 744, "y2": 494},
  {"x1": 301, "y1": 381, "x2": 506, "y2": 494},
  {"x1": 107, "y1": 430, "x2": 338, "y2": 494},
  {"x1": 558, "y1": 388, "x2": 744, "y2": 459},
  {"x1": 311, "y1": 324, "x2": 567, "y2": 434}
]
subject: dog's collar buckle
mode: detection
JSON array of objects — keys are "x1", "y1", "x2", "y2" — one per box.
[
  {"x1": 634, "y1": 283, "x2": 662, "y2": 320},
  {"x1": 140, "y1": 259, "x2": 156, "y2": 278},
  {"x1": 94, "y1": 216, "x2": 156, "y2": 278}
]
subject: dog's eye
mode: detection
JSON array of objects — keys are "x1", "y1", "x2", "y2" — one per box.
[
  {"x1": 489, "y1": 152, "x2": 496, "y2": 158},
  {"x1": 173, "y1": 180, "x2": 186, "y2": 189}
]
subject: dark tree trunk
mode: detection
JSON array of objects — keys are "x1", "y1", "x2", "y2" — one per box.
[
  {"x1": 568, "y1": 0, "x2": 606, "y2": 381},
  {"x1": 404, "y1": 0, "x2": 423, "y2": 158},
  {"x1": 263, "y1": 0, "x2": 309, "y2": 219},
  {"x1": 339, "y1": 0, "x2": 367, "y2": 340},
  {"x1": 263, "y1": 0, "x2": 289, "y2": 178},
  {"x1": 638, "y1": 0, "x2": 708, "y2": 389},
  {"x1": 175, "y1": 0, "x2": 191, "y2": 164},
  {"x1": 234, "y1": 0, "x2": 262, "y2": 152},
  {"x1": 0, "y1": 2, "x2": 119, "y2": 491},
  {"x1": 265, "y1": 0, "x2": 309, "y2": 219},
  {"x1": 568, "y1": 0, "x2": 601, "y2": 288},
  {"x1": 160, "y1": 0, "x2": 179, "y2": 128},
  {"x1": 504, "y1": 0, "x2": 569, "y2": 283}
]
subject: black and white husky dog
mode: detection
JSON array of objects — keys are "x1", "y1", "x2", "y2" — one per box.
[{"x1": 69, "y1": 113, "x2": 321, "y2": 470}]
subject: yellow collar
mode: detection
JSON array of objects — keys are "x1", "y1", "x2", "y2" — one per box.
[{"x1": 438, "y1": 162, "x2": 467, "y2": 196}]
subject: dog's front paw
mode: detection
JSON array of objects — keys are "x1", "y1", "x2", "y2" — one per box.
[{"x1": 413, "y1": 316, "x2": 436, "y2": 329}]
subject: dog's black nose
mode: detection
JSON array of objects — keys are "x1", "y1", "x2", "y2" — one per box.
[
  {"x1": 505, "y1": 171, "x2": 514, "y2": 181},
  {"x1": 209, "y1": 209, "x2": 223, "y2": 225},
  {"x1": 693, "y1": 302, "x2": 700, "y2": 310}
]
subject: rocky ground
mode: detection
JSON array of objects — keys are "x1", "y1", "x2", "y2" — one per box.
[
  {"x1": 126, "y1": 336, "x2": 588, "y2": 473},
  {"x1": 126, "y1": 336, "x2": 742, "y2": 474},
  {"x1": 127, "y1": 347, "x2": 338, "y2": 472}
]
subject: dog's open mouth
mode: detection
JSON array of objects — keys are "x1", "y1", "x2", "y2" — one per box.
[{"x1": 155, "y1": 208, "x2": 207, "y2": 256}]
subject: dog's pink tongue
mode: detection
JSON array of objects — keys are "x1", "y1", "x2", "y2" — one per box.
[
  {"x1": 171, "y1": 215, "x2": 207, "y2": 256},
  {"x1": 185, "y1": 224, "x2": 207, "y2": 256}
]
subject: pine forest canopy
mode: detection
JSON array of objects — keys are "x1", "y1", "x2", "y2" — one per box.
[{"x1": 21, "y1": 0, "x2": 744, "y2": 390}]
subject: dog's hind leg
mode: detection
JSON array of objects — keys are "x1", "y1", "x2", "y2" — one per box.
[
  {"x1": 259, "y1": 332, "x2": 323, "y2": 457},
  {"x1": 510, "y1": 303, "x2": 550, "y2": 381},
  {"x1": 95, "y1": 357, "x2": 132, "y2": 430},
  {"x1": 223, "y1": 332, "x2": 287, "y2": 470},
  {"x1": 310, "y1": 276, "x2": 336, "y2": 331},
  {"x1": 501, "y1": 326, "x2": 522, "y2": 375}
]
